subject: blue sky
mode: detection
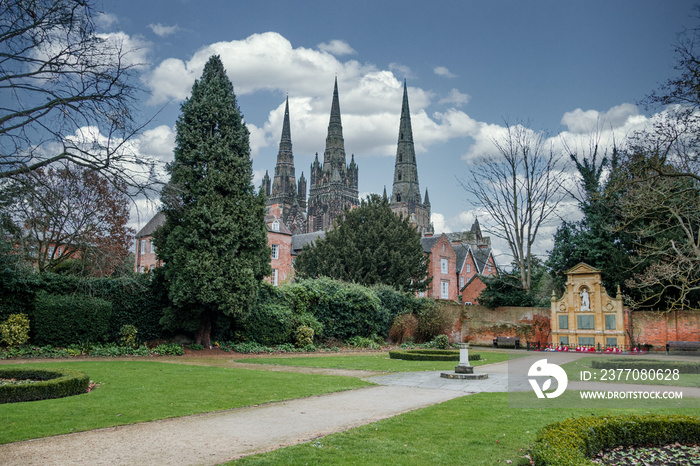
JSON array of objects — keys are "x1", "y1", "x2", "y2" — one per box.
[{"x1": 99, "y1": 0, "x2": 696, "y2": 264}]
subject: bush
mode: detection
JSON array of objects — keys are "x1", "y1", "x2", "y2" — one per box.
[
  {"x1": 388, "y1": 313, "x2": 418, "y2": 344},
  {"x1": 591, "y1": 358, "x2": 700, "y2": 374},
  {"x1": 388, "y1": 349, "x2": 481, "y2": 362},
  {"x1": 347, "y1": 335, "x2": 381, "y2": 350},
  {"x1": 188, "y1": 343, "x2": 204, "y2": 351},
  {"x1": 151, "y1": 343, "x2": 184, "y2": 356},
  {"x1": 32, "y1": 292, "x2": 112, "y2": 346},
  {"x1": 530, "y1": 414, "x2": 700, "y2": 466},
  {"x1": 0, "y1": 314, "x2": 30, "y2": 347},
  {"x1": 415, "y1": 300, "x2": 450, "y2": 343},
  {"x1": 432, "y1": 334, "x2": 450, "y2": 349},
  {"x1": 119, "y1": 324, "x2": 139, "y2": 348},
  {"x1": 0, "y1": 368, "x2": 89, "y2": 403},
  {"x1": 295, "y1": 326, "x2": 314, "y2": 348}
]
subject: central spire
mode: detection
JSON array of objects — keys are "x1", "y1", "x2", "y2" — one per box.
[{"x1": 323, "y1": 77, "x2": 346, "y2": 169}]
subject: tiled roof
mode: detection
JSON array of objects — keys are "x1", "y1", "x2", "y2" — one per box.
[
  {"x1": 473, "y1": 248, "x2": 492, "y2": 273},
  {"x1": 420, "y1": 236, "x2": 440, "y2": 253},
  {"x1": 135, "y1": 212, "x2": 165, "y2": 238},
  {"x1": 453, "y1": 243, "x2": 469, "y2": 271},
  {"x1": 291, "y1": 230, "x2": 325, "y2": 254},
  {"x1": 265, "y1": 215, "x2": 292, "y2": 235}
]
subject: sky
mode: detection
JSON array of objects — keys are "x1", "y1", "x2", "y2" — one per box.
[{"x1": 95, "y1": 0, "x2": 697, "y2": 266}]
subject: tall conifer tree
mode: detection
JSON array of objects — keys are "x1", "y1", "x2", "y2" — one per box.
[{"x1": 154, "y1": 56, "x2": 270, "y2": 347}]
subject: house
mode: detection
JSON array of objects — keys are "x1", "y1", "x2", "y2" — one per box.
[
  {"x1": 265, "y1": 214, "x2": 293, "y2": 286},
  {"x1": 420, "y1": 233, "x2": 458, "y2": 301},
  {"x1": 134, "y1": 212, "x2": 165, "y2": 273}
]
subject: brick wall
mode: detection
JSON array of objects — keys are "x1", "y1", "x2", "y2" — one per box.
[
  {"x1": 461, "y1": 305, "x2": 550, "y2": 346},
  {"x1": 267, "y1": 231, "x2": 293, "y2": 285},
  {"x1": 426, "y1": 235, "x2": 458, "y2": 301},
  {"x1": 629, "y1": 310, "x2": 700, "y2": 348}
]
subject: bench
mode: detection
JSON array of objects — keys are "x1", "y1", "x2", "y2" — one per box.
[
  {"x1": 666, "y1": 341, "x2": 700, "y2": 355},
  {"x1": 493, "y1": 336, "x2": 520, "y2": 349}
]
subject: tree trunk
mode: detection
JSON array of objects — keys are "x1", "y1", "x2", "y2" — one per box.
[{"x1": 194, "y1": 311, "x2": 212, "y2": 348}]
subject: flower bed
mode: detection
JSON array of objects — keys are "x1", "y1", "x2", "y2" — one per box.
[
  {"x1": 0, "y1": 368, "x2": 89, "y2": 403},
  {"x1": 530, "y1": 414, "x2": 700, "y2": 466}
]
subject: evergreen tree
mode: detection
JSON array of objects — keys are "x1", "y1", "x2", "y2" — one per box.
[
  {"x1": 154, "y1": 56, "x2": 270, "y2": 347},
  {"x1": 294, "y1": 195, "x2": 430, "y2": 292}
]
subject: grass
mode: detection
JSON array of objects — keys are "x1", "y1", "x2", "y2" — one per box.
[
  {"x1": 0, "y1": 360, "x2": 370, "y2": 444},
  {"x1": 561, "y1": 357, "x2": 700, "y2": 388},
  {"x1": 233, "y1": 351, "x2": 512, "y2": 372},
  {"x1": 232, "y1": 391, "x2": 689, "y2": 465}
]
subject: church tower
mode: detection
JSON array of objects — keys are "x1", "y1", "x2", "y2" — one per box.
[
  {"x1": 390, "y1": 81, "x2": 432, "y2": 235},
  {"x1": 306, "y1": 78, "x2": 359, "y2": 232},
  {"x1": 267, "y1": 97, "x2": 307, "y2": 233}
]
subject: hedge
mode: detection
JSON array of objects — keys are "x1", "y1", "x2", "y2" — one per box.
[
  {"x1": 591, "y1": 358, "x2": 700, "y2": 374},
  {"x1": 32, "y1": 292, "x2": 112, "y2": 346},
  {"x1": 0, "y1": 368, "x2": 90, "y2": 403},
  {"x1": 388, "y1": 349, "x2": 481, "y2": 362},
  {"x1": 530, "y1": 414, "x2": 700, "y2": 466}
]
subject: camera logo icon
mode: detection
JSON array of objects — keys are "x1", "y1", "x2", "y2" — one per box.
[{"x1": 528, "y1": 359, "x2": 568, "y2": 399}]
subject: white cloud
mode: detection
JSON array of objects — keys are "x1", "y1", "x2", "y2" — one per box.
[
  {"x1": 149, "y1": 23, "x2": 181, "y2": 38},
  {"x1": 434, "y1": 66, "x2": 456, "y2": 78},
  {"x1": 95, "y1": 12, "x2": 118, "y2": 30},
  {"x1": 317, "y1": 40, "x2": 356, "y2": 56},
  {"x1": 439, "y1": 88, "x2": 470, "y2": 106},
  {"x1": 96, "y1": 32, "x2": 151, "y2": 69},
  {"x1": 389, "y1": 63, "x2": 415, "y2": 80},
  {"x1": 561, "y1": 103, "x2": 640, "y2": 134}
]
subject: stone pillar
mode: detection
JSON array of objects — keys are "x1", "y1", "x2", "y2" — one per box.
[{"x1": 455, "y1": 343, "x2": 474, "y2": 374}]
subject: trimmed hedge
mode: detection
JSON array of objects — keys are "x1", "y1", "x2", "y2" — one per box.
[
  {"x1": 388, "y1": 349, "x2": 481, "y2": 362},
  {"x1": 591, "y1": 358, "x2": 700, "y2": 374},
  {"x1": 32, "y1": 292, "x2": 112, "y2": 346},
  {"x1": 0, "y1": 368, "x2": 90, "y2": 403},
  {"x1": 530, "y1": 414, "x2": 700, "y2": 466}
]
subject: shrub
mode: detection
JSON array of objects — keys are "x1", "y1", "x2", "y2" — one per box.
[
  {"x1": 295, "y1": 326, "x2": 314, "y2": 348},
  {"x1": 530, "y1": 414, "x2": 700, "y2": 466},
  {"x1": 188, "y1": 343, "x2": 204, "y2": 351},
  {"x1": 591, "y1": 358, "x2": 700, "y2": 374},
  {"x1": 432, "y1": 334, "x2": 450, "y2": 349},
  {"x1": 388, "y1": 313, "x2": 418, "y2": 344},
  {"x1": 151, "y1": 343, "x2": 184, "y2": 356},
  {"x1": 388, "y1": 349, "x2": 481, "y2": 362},
  {"x1": 32, "y1": 293, "x2": 112, "y2": 346},
  {"x1": 415, "y1": 300, "x2": 450, "y2": 343},
  {"x1": 119, "y1": 324, "x2": 139, "y2": 348},
  {"x1": 347, "y1": 336, "x2": 380, "y2": 350},
  {"x1": 0, "y1": 314, "x2": 30, "y2": 347},
  {"x1": 0, "y1": 368, "x2": 89, "y2": 403}
]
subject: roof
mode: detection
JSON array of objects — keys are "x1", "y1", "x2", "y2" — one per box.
[
  {"x1": 265, "y1": 215, "x2": 292, "y2": 235},
  {"x1": 473, "y1": 248, "x2": 492, "y2": 273},
  {"x1": 453, "y1": 243, "x2": 469, "y2": 271},
  {"x1": 291, "y1": 230, "x2": 325, "y2": 255},
  {"x1": 420, "y1": 235, "x2": 440, "y2": 253},
  {"x1": 135, "y1": 212, "x2": 165, "y2": 238}
]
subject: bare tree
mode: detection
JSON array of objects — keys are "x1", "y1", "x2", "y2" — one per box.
[
  {"x1": 0, "y1": 0, "x2": 158, "y2": 194},
  {"x1": 460, "y1": 123, "x2": 565, "y2": 292}
]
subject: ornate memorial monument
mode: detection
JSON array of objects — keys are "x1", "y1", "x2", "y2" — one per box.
[{"x1": 550, "y1": 263, "x2": 626, "y2": 349}]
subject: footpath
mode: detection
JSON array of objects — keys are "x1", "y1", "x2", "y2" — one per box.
[{"x1": 1, "y1": 352, "x2": 697, "y2": 465}]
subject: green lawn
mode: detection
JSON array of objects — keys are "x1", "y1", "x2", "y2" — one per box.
[
  {"x1": 233, "y1": 351, "x2": 512, "y2": 372},
  {"x1": 232, "y1": 391, "x2": 690, "y2": 465},
  {"x1": 561, "y1": 357, "x2": 700, "y2": 388},
  {"x1": 0, "y1": 360, "x2": 370, "y2": 444}
]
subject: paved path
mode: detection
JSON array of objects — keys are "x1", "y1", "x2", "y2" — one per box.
[{"x1": 2, "y1": 352, "x2": 697, "y2": 465}]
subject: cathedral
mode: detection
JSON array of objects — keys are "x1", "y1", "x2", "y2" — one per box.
[{"x1": 262, "y1": 78, "x2": 359, "y2": 233}]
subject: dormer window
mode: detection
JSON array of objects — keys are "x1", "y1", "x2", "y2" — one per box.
[{"x1": 272, "y1": 220, "x2": 280, "y2": 232}]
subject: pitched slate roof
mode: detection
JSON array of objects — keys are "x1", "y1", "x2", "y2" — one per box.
[
  {"x1": 420, "y1": 235, "x2": 440, "y2": 253},
  {"x1": 473, "y1": 247, "x2": 493, "y2": 273},
  {"x1": 135, "y1": 212, "x2": 165, "y2": 238},
  {"x1": 453, "y1": 243, "x2": 470, "y2": 272},
  {"x1": 265, "y1": 215, "x2": 292, "y2": 235},
  {"x1": 291, "y1": 230, "x2": 325, "y2": 255}
]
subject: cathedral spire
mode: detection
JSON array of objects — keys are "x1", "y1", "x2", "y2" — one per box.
[{"x1": 268, "y1": 96, "x2": 298, "y2": 220}]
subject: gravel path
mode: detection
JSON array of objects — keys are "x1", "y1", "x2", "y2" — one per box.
[{"x1": 0, "y1": 385, "x2": 463, "y2": 465}]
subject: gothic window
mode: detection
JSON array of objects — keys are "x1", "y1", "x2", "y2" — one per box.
[
  {"x1": 396, "y1": 193, "x2": 401, "y2": 202},
  {"x1": 398, "y1": 171, "x2": 402, "y2": 181},
  {"x1": 399, "y1": 154, "x2": 402, "y2": 162}
]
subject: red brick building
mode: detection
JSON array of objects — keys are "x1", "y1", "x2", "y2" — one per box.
[
  {"x1": 265, "y1": 214, "x2": 293, "y2": 286},
  {"x1": 134, "y1": 212, "x2": 165, "y2": 273}
]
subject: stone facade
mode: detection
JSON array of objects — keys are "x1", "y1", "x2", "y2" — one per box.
[
  {"x1": 390, "y1": 81, "x2": 432, "y2": 236},
  {"x1": 307, "y1": 78, "x2": 359, "y2": 232},
  {"x1": 550, "y1": 263, "x2": 627, "y2": 348}
]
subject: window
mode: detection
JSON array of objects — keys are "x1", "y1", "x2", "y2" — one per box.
[
  {"x1": 487, "y1": 264, "x2": 492, "y2": 273},
  {"x1": 460, "y1": 276, "x2": 464, "y2": 288},
  {"x1": 440, "y1": 281, "x2": 449, "y2": 299},
  {"x1": 271, "y1": 244, "x2": 279, "y2": 260},
  {"x1": 578, "y1": 337, "x2": 595, "y2": 346},
  {"x1": 440, "y1": 258, "x2": 448, "y2": 274},
  {"x1": 559, "y1": 336, "x2": 569, "y2": 345},
  {"x1": 398, "y1": 171, "x2": 402, "y2": 181},
  {"x1": 466, "y1": 264, "x2": 471, "y2": 273},
  {"x1": 443, "y1": 244, "x2": 446, "y2": 252},
  {"x1": 605, "y1": 314, "x2": 616, "y2": 330},
  {"x1": 272, "y1": 220, "x2": 280, "y2": 232},
  {"x1": 47, "y1": 245, "x2": 55, "y2": 258},
  {"x1": 140, "y1": 239, "x2": 146, "y2": 255},
  {"x1": 272, "y1": 268, "x2": 278, "y2": 286},
  {"x1": 577, "y1": 315, "x2": 595, "y2": 330},
  {"x1": 56, "y1": 247, "x2": 62, "y2": 256},
  {"x1": 606, "y1": 337, "x2": 618, "y2": 347},
  {"x1": 396, "y1": 193, "x2": 401, "y2": 202},
  {"x1": 151, "y1": 241, "x2": 156, "y2": 254},
  {"x1": 418, "y1": 290, "x2": 425, "y2": 297},
  {"x1": 558, "y1": 315, "x2": 569, "y2": 330}
]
